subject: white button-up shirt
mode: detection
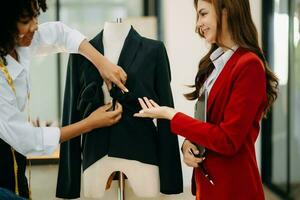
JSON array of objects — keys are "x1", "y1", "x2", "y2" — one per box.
[
  {"x1": 204, "y1": 45, "x2": 239, "y2": 95},
  {"x1": 0, "y1": 22, "x2": 85, "y2": 156}
]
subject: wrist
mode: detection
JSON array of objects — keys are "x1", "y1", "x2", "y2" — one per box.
[
  {"x1": 94, "y1": 54, "x2": 106, "y2": 71},
  {"x1": 166, "y1": 108, "x2": 178, "y2": 120},
  {"x1": 79, "y1": 40, "x2": 106, "y2": 72},
  {"x1": 82, "y1": 118, "x2": 93, "y2": 133}
]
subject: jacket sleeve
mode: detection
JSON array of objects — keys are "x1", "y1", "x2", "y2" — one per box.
[
  {"x1": 170, "y1": 57, "x2": 267, "y2": 156},
  {"x1": 56, "y1": 54, "x2": 82, "y2": 198},
  {"x1": 155, "y1": 43, "x2": 183, "y2": 194}
]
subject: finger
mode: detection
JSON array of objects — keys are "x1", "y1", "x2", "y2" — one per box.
[
  {"x1": 114, "y1": 113, "x2": 122, "y2": 123},
  {"x1": 101, "y1": 102, "x2": 113, "y2": 111},
  {"x1": 113, "y1": 78, "x2": 129, "y2": 93},
  {"x1": 110, "y1": 117, "x2": 121, "y2": 126},
  {"x1": 113, "y1": 102, "x2": 123, "y2": 113},
  {"x1": 138, "y1": 98, "x2": 148, "y2": 109},
  {"x1": 186, "y1": 156, "x2": 202, "y2": 166},
  {"x1": 143, "y1": 97, "x2": 154, "y2": 108},
  {"x1": 32, "y1": 120, "x2": 37, "y2": 127},
  {"x1": 196, "y1": 157, "x2": 205, "y2": 163},
  {"x1": 133, "y1": 112, "x2": 148, "y2": 118},
  {"x1": 185, "y1": 150, "x2": 202, "y2": 161},
  {"x1": 184, "y1": 148, "x2": 194, "y2": 157},
  {"x1": 149, "y1": 99, "x2": 160, "y2": 107},
  {"x1": 109, "y1": 103, "x2": 123, "y2": 116},
  {"x1": 37, "y1": 118, "x2": 40, "y2": 127},
  {"x1": 187, "y1": 145, "x2": 199, "y2": 155},
  {"x1": 191, "y1": 147, "x2": 200, "y2": 155},
  {"x1": 184, "y1": 159, "x2": 199, "y2": 168},
  {"x1": 185, "y1": 152, "x2": 197, "y2": 161},
  {"x1": 119, "y1": 68, "x2": 127, "y2": 83},
  {"x1": 187, "y1": 148, "x2": 194, "y2": 155},
  {"x1": 188, "y1": 153, "x2": 205, "y2": 163},
  {"x1": 188, "y1": 162, "x2": 199, "y2": 168},
  {"x1": 105, "y1": 80, "x2": 112, "y2": 90},
  {"x1": 115, "y1": 102, "x2": 123, "y2": 111}
]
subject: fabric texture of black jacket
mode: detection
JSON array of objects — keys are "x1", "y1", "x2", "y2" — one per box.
[{"x1": 56, "y1": 27, "x2": 183, "y2": 198}]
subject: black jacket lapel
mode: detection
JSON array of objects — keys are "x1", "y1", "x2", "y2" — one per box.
[
  {"x1": 90, "y1": 31, "x2": 104, "y2": 55},
  {"x1": 90, "y1": 27, "x2": 141, "y2": 73},
  {"x1": 117, "y1": 27, "x2": 141, "y2": 72}
]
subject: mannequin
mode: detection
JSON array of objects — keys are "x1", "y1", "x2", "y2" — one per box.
[
  {"x1": 56, "y1": 19, "x2": 183, "y2": 199},
  {"x1": 82, "y1": 21, "x2": 160, "y2": 199}
]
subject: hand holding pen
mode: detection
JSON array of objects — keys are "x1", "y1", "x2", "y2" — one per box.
[
  {"x1": 189, "y1": 148, "x2": 215, "y2": 186},
  {"x1": 182, "y1": 140, "x2": 215, "y2": 186},
  {"x1": 182, "y1": 140, "x2": 205, "y2": 168}
]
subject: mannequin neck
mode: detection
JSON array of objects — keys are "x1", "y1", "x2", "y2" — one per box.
[{"x1": 103, "y1": 21, "x2": 131, "y2": 45}]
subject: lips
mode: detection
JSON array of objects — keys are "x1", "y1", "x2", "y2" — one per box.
[
  {"x1": 23, "y1": 33, "x2": 34, "y2": 42},
  {"x1": 201, "y1": 28, "x2": 209, "y2": 35}
]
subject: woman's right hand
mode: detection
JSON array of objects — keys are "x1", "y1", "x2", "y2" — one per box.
[
  {"x1": 78, "y1": 40, "x2": 128, "y2": 93},
  {"x1": 87, "y1": 102, "x2": 123, "y2": 130},
  {"x1": 182, "y1": 140, "x2": 205, "y2": 168},
  {"x1": 59, "y1": 102, "x2": 123, "y2": 143}
]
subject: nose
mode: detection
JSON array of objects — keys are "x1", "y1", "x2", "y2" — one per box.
[
  {"x1": 196, "y1": 16, "x2": 203, "y2": 32},
  {"x1": 29, "y1": 17, "x2": 38, "y2": 32}
]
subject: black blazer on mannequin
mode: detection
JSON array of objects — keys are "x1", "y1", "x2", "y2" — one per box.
[{"x1": 56, "y1": 27, "x2": 183, "y2": 198}]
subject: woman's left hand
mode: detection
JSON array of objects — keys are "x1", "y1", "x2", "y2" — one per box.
[{"x1": 134, "y1": 97, "x2": 178, "y2": 120}]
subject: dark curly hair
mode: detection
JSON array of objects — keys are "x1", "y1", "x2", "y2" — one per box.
[{"x1": 0, "y1": 0, "x2": 47, "y2": 64}]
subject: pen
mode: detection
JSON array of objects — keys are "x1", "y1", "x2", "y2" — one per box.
[
  {"x1": 189, "y1": 148, "x2": 215, "y2": 186},
  {"x1": 199, "y1": 163, "x2": 215, "y2": 186}
]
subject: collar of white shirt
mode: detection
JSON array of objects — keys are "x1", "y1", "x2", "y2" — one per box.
[
  {"x1": 210, "y1": 45, "x2": 239, "y2": 73},
  {"x1": 5, "y1": 49, "x2": 26, "y2": 80},
  {"x1": 202, "y1": 45, "x2": 239, "y2": 94}
]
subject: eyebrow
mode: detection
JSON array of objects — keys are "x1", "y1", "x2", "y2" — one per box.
[
  {"x1": 19, "y1": 15, "x2": 31, "y2": 21},
  {"x1": 198, "y1": 8, "x2": 206, "y2": 13}
]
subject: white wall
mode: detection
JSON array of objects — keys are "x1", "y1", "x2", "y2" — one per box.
[
  {"x1": 162, "y1": 0, "x2": 206, "y2": 186},
  {"x1": 162, "y1": 0, "x2": 262, "y2": 186}
]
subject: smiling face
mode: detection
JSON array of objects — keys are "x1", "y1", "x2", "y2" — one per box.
[
  {"x1": 0, "y1": 0, "x2": 47, "y2": 57},
  {"x1": 16, "y1": 0, "x2": 40, "y2": 47},
  {"x1": 16, "y1": 14, "x2": 38, "y2": 47},
  {"x1": 196, "y1": 0, "x2": 218, "y2": 43}
]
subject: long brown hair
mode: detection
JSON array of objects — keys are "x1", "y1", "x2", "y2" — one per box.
[{"x1": 185, "y1": 0, "x2": 278, "y2": 116}]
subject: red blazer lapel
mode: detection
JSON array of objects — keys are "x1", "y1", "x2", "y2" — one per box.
[{"x1": 207, "y1": 47, "x2": 246, "y2": 113}]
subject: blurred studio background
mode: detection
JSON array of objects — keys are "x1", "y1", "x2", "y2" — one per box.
[{"x1": 26, "y1": 0, "x2": 299, "y2": 199}]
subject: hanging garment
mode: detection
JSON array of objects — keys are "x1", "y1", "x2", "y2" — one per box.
[{"x1": 56, "y1": 27, "x2": 183, "y2": 199}]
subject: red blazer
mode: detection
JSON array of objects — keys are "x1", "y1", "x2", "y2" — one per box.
[{"x1": 171, "y1": 48, "x2": 267, "y2": 200}]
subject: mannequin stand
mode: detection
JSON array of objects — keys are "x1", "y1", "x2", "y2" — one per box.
[{"x1": 118, "y1": 171, "x2": 125, "y2": 200}]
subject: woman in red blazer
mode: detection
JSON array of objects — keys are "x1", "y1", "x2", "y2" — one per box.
[{"x1": 134, "y1": 0, "x2": 278, "y2": 199}]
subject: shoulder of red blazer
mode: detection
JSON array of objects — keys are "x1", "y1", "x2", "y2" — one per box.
[
  {"x1": 207, "y1": 48, "x2": 266, "y2": 113},
  {"x1": 230, "y1": 48, "x2": 265, "y2": 83},
  {"x1": 233, "y1": 48, "x2": 265, "y2": 73}
]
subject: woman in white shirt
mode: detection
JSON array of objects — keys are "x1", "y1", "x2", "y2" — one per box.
[{"x1": 0, "y1": 0, "x2": 125, "y2": 198}]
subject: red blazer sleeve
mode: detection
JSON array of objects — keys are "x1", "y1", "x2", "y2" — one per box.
[{"x1": 171, "y1": 56, "x2": 267, "y2": 156}]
